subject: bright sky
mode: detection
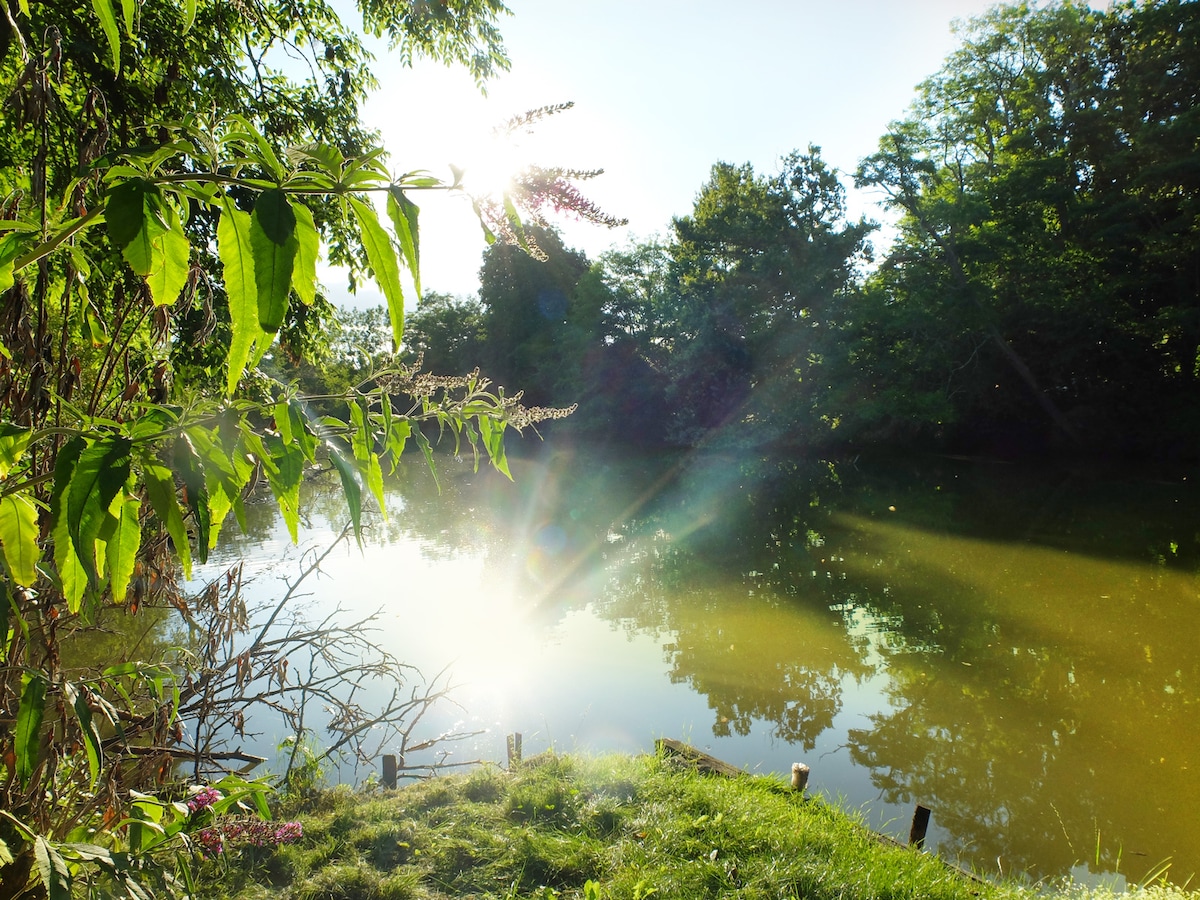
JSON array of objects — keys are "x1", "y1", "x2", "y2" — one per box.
[{"x1": 341, "y1": 0, "x2": 1008, "y2": 304}]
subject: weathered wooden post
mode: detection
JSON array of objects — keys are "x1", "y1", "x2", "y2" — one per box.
[
  {"x1": 382, "y1": 754, "x2": 397, "y2": 789},
  {"x1": 908, "y1": 804, "x2": 931, "y2": 849},
  {"x1": 790, "y1": 762, "x2": 810, "y2": 793},
  {"x1": 507, "y1": 732, "x2": 523, "y2": 768}
]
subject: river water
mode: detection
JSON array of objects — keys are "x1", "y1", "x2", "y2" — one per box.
[{"x1": 194, "y1": 446, "x2": 1200, "y2": 887}]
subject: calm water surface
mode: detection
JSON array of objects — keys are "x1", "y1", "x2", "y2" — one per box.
[{"x1": 196, "y1": 448, "x2": 1200, "y2": 887}]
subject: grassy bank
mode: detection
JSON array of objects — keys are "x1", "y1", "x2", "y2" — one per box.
[{"x1": 201, "y1": 751, "x2": 1186, "y2": 900}]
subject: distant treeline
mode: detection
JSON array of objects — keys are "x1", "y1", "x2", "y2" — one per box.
[{"x1": 297, "y1": 0, "x2": 1200, "y2": 460}]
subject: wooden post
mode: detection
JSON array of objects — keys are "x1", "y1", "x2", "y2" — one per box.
[
  {"x1": 507, "y1": 732, "x2": 522, "y2": 768},
  {"x1": 908, "y1": 804, "x2": 931, "y2": 849},
  {"x1": 382, "y1": 754, "x2": 397, "y2": 789},
  {"x1": 790, "y1": 762, "x2": 810, "y2": 793}
]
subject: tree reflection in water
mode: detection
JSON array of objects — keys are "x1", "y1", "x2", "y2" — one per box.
[{"x1": 198, "y1": 446, "x2": 1200, "y2": 884}]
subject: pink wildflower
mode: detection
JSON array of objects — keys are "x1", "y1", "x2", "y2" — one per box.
[{"x1": 186, "y1": 787, "x2": 222, "y2": 814}]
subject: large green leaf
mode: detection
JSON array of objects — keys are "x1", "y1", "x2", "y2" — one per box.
[
  {"x1": 349, "y1": 196, "x2": 404, "y2": 347},
  {"x1": 146, "y1": 205, "x2": 190, "y2": 307},
  {"x1": 53, "y1": 513, "x2": 89, "y2": 614},
  {"x1": 217, "y1": 196, "x2": 262, "y2": 394},
  {"x1": 0, "y1": 422, "x2": 32, "y2": 478},
  {"x1": 105, "y1": 179, "x2": 150, "y2": 248},
  {"x1": 261, "y1": 434, "x2": 304, "y2": 541},
  {"x1": 182, "y1": 425, "x2": 254, "y2": 550},
  {"x1": 103, "y1": 490, "x2": 141, "y2": 602},
  {"x1": 477, "y1": 415, "x2": 512, "y2": 480},
  {"x1": 16, "y1": 671, "x2": 47, "y2": 788},
  {"x1": 291, "y1": 202, "x2": 320, "y2": 306},
  {"x1": 0, "y1": 492, "x2": 41, "y2": 587},
  {"x1": 33, "y1": 837, "x2": 71, "y2": 900},
  {"x1": 143, "y1": 464, "x2": 192, "y2": 578},
  {"x1": 172, "y1": 435, "x2": 210, "y2": 563},
  {"x1": 91, "y1": 0, "x2": 121, "y2": 70},
  {"x1": 0, "y1": 231, "x2": 24, "y2": 294},
  {"x1": 106, "y1": 179, "x2": 170, "y2": 275},
  {"x1": 250, "y1": 188, "x2": 298, "y2": 333},
  {"x1": 386, "y1": 186, "x2": 421, "y2": 298},
  {"x1": 65, "y1": 683, "x2": 103, "y2": 787},
  {"x1": 327, "y1": 445, "x2": 363, "y2": 544},
  {"x1": 50, "y1": 437, "x2": 88, "y2": 612},
  {"x1": 66, "y1": 437, "x2": 132, "y2": 587}
]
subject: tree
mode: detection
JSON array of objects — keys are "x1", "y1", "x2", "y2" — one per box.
[
  {"x1": 403, "y1": 292, "x2": 487, "y2": 376},
  {"x1": 0, "y1": 1, "x2": 608, "y2": 896},
  {"x1": 667, "y1": 149, "x2": 872, "y2": 445},
  {"x1": 855, "y1": 0, "x2": 1200, "y2": 455},
  {"x1": 477, "y1": 224, "x2": 590, "y2": 406}
]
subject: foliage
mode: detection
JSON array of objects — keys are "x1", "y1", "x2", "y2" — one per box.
[
  {"x1": 854, "y1": 0, "x2": 1200, "y2": 455},
  {"x1": 401, "y1": 292, "x2": 487, "y2": 377},
  {"x1": 477, "y1": 224, "x2": 591, "y2": 406},
  {"x1": 0, "y1": 0, "x2": 621, "y2": 896}
]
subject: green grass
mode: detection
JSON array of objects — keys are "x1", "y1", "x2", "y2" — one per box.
[{"x1": 200, "y1": 752, "x2": 1191, "y2": 900}]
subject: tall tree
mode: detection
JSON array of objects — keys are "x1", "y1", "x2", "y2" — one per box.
[
  {"x1": 856, "y1": 0, "x2": 1200, "y2": 455},
  {"x1": 477, "y1": 224, "x2": 590, "y2": 405},
  {"x1": 668, "y1": 149, "x2": 872, "y2": 445}
]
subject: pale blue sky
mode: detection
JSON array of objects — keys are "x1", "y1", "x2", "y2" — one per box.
[{"x1": 346, "y1": 0, "x2": 1013, "y2": 301}]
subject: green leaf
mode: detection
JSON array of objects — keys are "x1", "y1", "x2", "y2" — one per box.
[
  {"x1": 65, "y1": 437, "x2": 132, "y2": 587},
  {"x1": 365, "y1": 452, "x2": 385, "y2": 517},
  {"x1": 0, "y1": 232, "x2": 24, "y2": 294},
  {"x1": 91, "y1": 0, "x2": 121, "y2": 70},
  {"x1": 477, "y1": 415, "x2": 511, "y2": 480},
  {"x1": 172, "y1": 435, "x2": 210, "y2": 563},
  {"x1": 33, "y1": 837, "x2": 71, "y2": 900},
  {"x1": 105, "y1": 179, "x2": 149, "y2": 248},
  {"x1": 143, "y1": 464, "x2": 191, "y2": 578},
  {"x1": 120, "y1": 0, "x2": 134, "y2": 34},
  {"x1": 328, "y1": 445, "x2": 362, "y2": 544},
  {"x1": 349, "y1": 399, "x2": 371, "y2": 463},
  {"x1": 412, "y1": 428, "x2": 440, "y2": 492},
  {"x1": 274, "y1": 401, "x2": 292, "y2": 444},
  {"x1": 50, "y1": 437, "x2": 88, "y2": 612},
  {"x1": 16, "y1": 672, "x2": 47, "y2": 788},
  {"x1": 0, "y1": 492, "x2": 41, "y2": 586},
  {"x1": 288, "y1": 400, "x2": 318, "y2": 459},
  {"x1": 106, "y1": 179, "x2": 170, "y2": 274},
  {"x1": 250, "y1": 189, "x2": 298, "y2": 333},
  {"x1": 53, "y1": 512, "x2": 89, "y2": 614},
  {"x1": 218, "y1": 196, "x2": 263, "y2": 394},
  {"x1": 85, "y1": 306, "x2": 110, "y2": 346},
  {"x1": 65, "y1": 684, "x2": 103, "y2": 787},
  {"x1": 181, "y1": 425, "x2": 252, "y2": 549},
  {"x1": 382, "y1": 398, "x2": 410, "y2": 474},
  {"x1": 291, "y1": 202, "x2": 320, "y2": 306},
  {"x1": 261, "y1": 434, "x2": 304, "y2": 542},
  {"x1": 146, "y1": 204, "x2": 190, "y2": 306},
  {"x1": 386, "y1": 186, "x2": 421, "y2": 298},
  {"x1": 349, "y1": 196, "x2": 404, "y2": 348},
  {"x1": 181, "y1": 0, "x2": 195, "y2": 32},
  {"x1": 104, "y1": 490, "x2": 141, "y2": 602},
  {"x1": 0, "y1": 422, "x2": 32, "y2": 478}
]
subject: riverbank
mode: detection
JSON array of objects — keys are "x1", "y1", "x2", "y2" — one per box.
[{"x1": 201, "y1": 750, "x2": 1188, "y2": 900}]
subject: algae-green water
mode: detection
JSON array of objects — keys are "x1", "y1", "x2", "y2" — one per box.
[{"x1": 193, "y1": 449, "x2": 1200, "y2": 887}]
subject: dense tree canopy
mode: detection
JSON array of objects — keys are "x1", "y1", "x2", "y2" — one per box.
[{"x1": 406, "y1": 0, "x2": 1197, "y2": 459}]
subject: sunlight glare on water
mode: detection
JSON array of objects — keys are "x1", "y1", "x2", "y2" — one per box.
[{"x1": 191, "y1": 453, "x2": 1200, "y2": 886}]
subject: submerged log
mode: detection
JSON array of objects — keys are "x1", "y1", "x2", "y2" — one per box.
[{"x1": 655, "y1": 738, "x2": 744, "y2": 778}]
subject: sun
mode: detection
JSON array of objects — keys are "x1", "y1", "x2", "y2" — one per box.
[{"x1": 453, "y1": 132, "x2": 531, "y2": 200}]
